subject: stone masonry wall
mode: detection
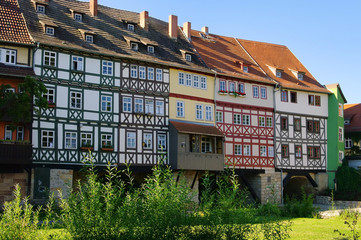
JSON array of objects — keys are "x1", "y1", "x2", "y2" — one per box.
[
  {"x1": 0, "y1": 171, "x2": 28, "y2": 204},
  {"x1": 49, "y1": 169, "x2": 73, "y2": 199}
]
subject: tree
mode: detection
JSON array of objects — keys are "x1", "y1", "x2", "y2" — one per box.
[{"x1": 0, "y1": 76, "x2": 48, "y2": 125}]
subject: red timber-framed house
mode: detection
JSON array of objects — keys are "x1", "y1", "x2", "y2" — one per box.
[
  {"x1": 0, "y1": 0, "x2": 34, "y2": 204},
  {"x1": 238, "y1": 39, "x2": 331, "y2": 198},
  {"x1": 188, "y1": 27, "x2": 279, "y2": 203},
  {"x1": 18, "y1": 0, "x2": 211, "y2": 200}
]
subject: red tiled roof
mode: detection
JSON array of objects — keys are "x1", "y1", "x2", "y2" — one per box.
[
  {"x1": 0, "y1": 0, "x2": 32, "y2": 44},
  {"x1": 170, "y1": 120, "x2": 224, "y2": 137},
  {"x1": 344, "y1": 104, "x2": 361, "y2": 132},
  {"x1": 0, "y1": 63, "x2": 35, "y2": 77},
  {"x1": 238, "y1": 39, "x2": 330, "y2": 94},
  {"x1": 190, "y1": 30, "x2": 274, "y2": 85}
]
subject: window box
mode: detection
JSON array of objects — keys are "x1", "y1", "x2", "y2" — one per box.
[
  {"x1": 48, "y1": 101, "x2": 56, "y2": 108},
  {"x1": 80, "y1": 146, "x2": 94, "y2": 151},
  {"x1": 101, "y1": 147, "x2": 114, "y2": 152},
  {"x1": 229, "y1": 91, "x2": 246, "y2": 97},
  {"x1": 218, "y1": 90, "x2": 228, "y2": 95}
]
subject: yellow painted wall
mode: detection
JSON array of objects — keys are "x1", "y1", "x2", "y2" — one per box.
[{"x1": 0, "y1": 45, "x2": 31, "y2": 65}]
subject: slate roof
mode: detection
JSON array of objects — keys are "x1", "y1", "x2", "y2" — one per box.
[
  {"x1": 190, "y1": 30, "x2": 274, "y2": 85},
  {"x1": 17, "y1": 0, "x2": 211, "y2": 73},
  {"x1": 0, "y1": 63, "x2": 35, "y2": 77},
  {"x1": 238, "y1": 39, "x2": 330, "y2": 94},
  {"x1": 0, "y1": 0, "x2": 32, "y2": 44},
  {"x1": 344, "y1": 104, "x2": 361, "y2": 133},
  {"x1": 170, "y1": 120, "x2": 224, "y2": 137}
]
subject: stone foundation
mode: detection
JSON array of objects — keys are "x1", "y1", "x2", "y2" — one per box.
[
  {"x1": 0, "y1": 171, "x2": 28, "y2": 204},
  {"x1": 49, "y1": 169, "x2": 73, "y2": 199}
]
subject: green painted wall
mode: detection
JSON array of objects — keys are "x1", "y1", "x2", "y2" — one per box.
[{"x1": 327, "y1": 85, "x2": 346, "y2": 189}]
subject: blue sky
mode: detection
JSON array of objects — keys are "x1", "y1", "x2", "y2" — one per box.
[{"x1": 97, "y1": 0, "x2": 361, "y2": 104}]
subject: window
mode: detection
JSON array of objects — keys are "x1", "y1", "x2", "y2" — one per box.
[
  {"x1": 253, "y1": 86, "x2": 259, "y2": 98},
  {"x1": 260, "y1": 146, "x2": 267, "y2": 157},
  {"x1": 205, "y1": 105, "x2": 213, "y2": 121},
  {"x1": 216, "y1": 111, "x2": 223, "y2": 122},
  {"x1": 130, "y1": 65, "x2": 137, "y2": 78},
  {"x1": 229, "y1": 82, "x2": 235, "y2": 92},
  {"x1": 234, "y1": 114, "x2": 241, "y2": 125},
  {"x1": 315, "y1": 96, "x2": 321, "y2": 106},
  {"x1": 4, "y1": 125, "x2": 12, "y2": 140},
  {"x1": 65, "y1": 132, "x2": 77, "y2": 149},
  {"x1": 45, "y1": 26, "x2": 54, "y2": 36},
  {"x1": 127, "y1": 132, "x2": 136, "y2": 148},
  {"x1": 345, "y1": 138, "x2": 352, "y2": 149},
  {"x1": 139, "y1": 66, "x2": 146, "y2": 79},
  {"x1": 238, "y1": 83, "x2": 245, "y2": 93},
  {"x1": 41, "y1": 130, "x2": 54, "y2": 148},
  {"x1": 70, "y1": 92, "x2": 82, "y2": 109},
  {"x1": 266, "y1": 117, "x2": 273, "y2": 127},
  {"x1": 143, "y1": 133, "x2": 152, "y2": 149},
  {"x1": 242, "y1": 115, "x2": 250, "y2": 125},
  {"x1": 339, "y1": 103, "x2": 344, "y2": 117},
  {"x1": 44, "y1": 51, "x2": 56, "y2": 67},
  {"x1": 260, "y1": 87, "x2": 267, "y2": 99},
  {"x1": 85, "y1": 34, "x2": 93, "y2": 43},
  {"x1": 123, "y1": 97, "x2": 132, "y2": 112},
  {"x1": 196, "y1": 104, "x2": 203, "y2": 120},
  {"x1": 148, "y1": 67, "x2": 154, "y2": 80},
  {"x1": 6, "y1": 88, "x2": 15, "y2": 93},
  {"x1": 134, "y1": 98, "x2": 143, "y2": 113},
  {"x1": 201, "y1": 76, "x2": 207, "y2": 89},
  {"x1": 36, "y1": 4, "x2": 45, "y2": 13},
  {"x1": 276, "y1": 70, "x2": 282, "y2": 78},
  {"x1": 339, "y1": 127, "x2": 343, "y2": 142},
  {"x1": 290, "y1": 91, "x2": 297, "y2": 103},
  {"x1": 176, "y1": 101, "x2": 184, "y2": 117},
  {"x1": 147, "y1": 46, "x2": 154, "y2": 53},
  {"x1": 281, "y1": 117, "x2": 288, "y2": 130},
  {"x1": 281, "y1": 145, "x2": 289, "y2": 158},
  {"x1": 243, "y1": 145, "x2": 251, "y2": 156},
  {"x1": 307, "y1": 146, "x2": 320, "y2": 159},
  {"x1": 294, "y1": 118, "x2": 301, "y2": 131},
  {"x1": 156, "y1": 101, "x2": 164, "y2": 115},
  {"x1": 235, "y1": 144, "x2": 242, "y2": 155},
  {"x1": 43, "y1": 88, "x2": 55, "y2": 105},
  {"x1": 17, "y1": 126, "x2": 24, "y2": 141},
  {"x1": 219, "y1": 81, "x2": 226, "y2": 92},
  {"x1": 0, "y1": 49, "x2": 16, "y2": 64},
  {"x1": 101, "y1": 95, "x2": 112, "y2": 112},
  {"x1": 307, "y1": 120, "x2": 320, "y2": 133},
  {"x1": 193, "y1": 75, "x2": 199, "y2": 88},
  {"x1": 81, "y1": 133, "x2": 92, "y2": 147},
  {"x1": 156, "y1": 69, "x2": 163, "y2": 81},
  {"x1": 72, "y1": 56, "x2": 83, "y2": 71},
  {"x1": 339, "y1": 151, "x2": 344, "y2": 163},
  {"x1": 201, "y1": 137, "x2": 212, "y2": 153},
  {"x1": 281, "y1": 90, "x2": 288, "y2": 102},
  {"x1": 74, "y1": 13, "x2": 82, "y2": 21},
  {"x1": 185, "y1": 54, "x2": 192, "y2": 62},
  {"x1": 268, "y1": 146, "x2": 274, "y2": 157},
  {"x1": 157, "y1": 134, "x2": 166, "y2": 150},
  {"x1": 298, "y1": 73, "x2": 304, "y2": 80},
  {"x1": 127, "y1": 24, "x2": 134, "y2": 31},
  {"x1": 295, "y1": 145, "x2": 302, "y2": 158},
  {"x1": 101, "y1": 134, "x2": 112, "y2": 148},
  {"x1": 308, "y1": 95, "x2": 315, "y2": 105},
  {"x1": 186, "y1": 74, "x2": 192, "y2": 86},
  {"x1": 102, "y1": 60, "x2": 113, "y2": 75},
  {"x1": 145, "y1": 99, "x2": 154, "y2": 114},
  {"x1": 259, "y1": 116, "x2": 265, "y2": 127},
  {"x1": 243, "y1": 66, "x2": 248, "y2": 73},
  {"x1": 178, "y1": 72, "x2": 185, "y2": 85},
  {"x1": 131, "y1": 43, "x2": 138, "y2": 50}
]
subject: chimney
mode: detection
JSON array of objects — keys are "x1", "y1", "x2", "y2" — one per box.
[
  {"x1": 90, "y1": 0, "x2": 98, "y2": 16},
  {"x1": 140, "y1": 11, "x2": 149, "y2": 31},
  {"x1": 202, "y1": 26, "x2": 209, "y2": 35},
  {"x1": 168, "y1": 15, "x2": 178, "y2": 39},
  {"x1": 183, "y1": 22, "x2": 191, "y2": 41}
]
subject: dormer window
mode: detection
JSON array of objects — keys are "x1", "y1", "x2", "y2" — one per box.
[
  {"x1": 185, "y1": 54, "x2": 192, "y2": 62},
  {"x1": 131, "y1": 43, "x2": 138, "y2": 51},
  {"x1": 46, "y1": 26, "x2": 54, "y2": 36},
  {"x1": 36, "y1": 4, "x2": 45, "y2": 13},
  {"x1": 147, "y1": 46, "x2": 154, "y2": 53},
  {"x1": 344, "y1": 120, "x2": 350, "y2": 125},
  {"x1": 127, "y1": 24, "x2": 134, "y2": 31},
  {"x1": 276, "y1": 70, "x2": 282, "y2": 78},
  {"x1": 243, "y1": 66, "x2": 248, "y2": 73},
  {"x1": 297, "y1": 72, "x2": 304, "y2": 80},
  {"x1": 85, "y1": 34, "x2": 93, "y2": 43},
  {"x1": 74, "y1": 13, "x2": 82, "y2": 21}
]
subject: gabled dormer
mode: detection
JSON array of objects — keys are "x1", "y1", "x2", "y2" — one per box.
[
  {"x1": 180, "y1": 49, "x2": 194, "y2": 62},
  {"x1": 31, "y1": 0, "x2": 48, "y2": 14},
  {"x1": 140, "y1": 38, "x2": 158, "y2": 54},
  {"x1": 289, "y1": 68, "x2": 305, "y2": 80},
  {"x1": 39, "y1": 19, "x2": 58, "y2": 36},
  {"x1": 121, "y1": 19, "x2": 139, "y2": 32},
  {"x1": 266, "y1": 64, "x2": 283, "y2": 78},
  {"x1": 78, "y1": 29, "x2": 95, "y2": 43},
  {"x1": 123, "y1": 36, "x2": 141, "y2": 51},
  {"x1": 70, "y1": 9, "x2": 85, "y2": 22}
]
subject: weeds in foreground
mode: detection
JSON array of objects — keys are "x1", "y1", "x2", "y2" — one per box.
[{"x1": 335, "y1": 210, "x2": 361, "y2": 240}]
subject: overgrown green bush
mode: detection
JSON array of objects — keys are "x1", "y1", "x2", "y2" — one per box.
[{"x1": 282, "y1": 189, "x2": 316, "y2": 218}]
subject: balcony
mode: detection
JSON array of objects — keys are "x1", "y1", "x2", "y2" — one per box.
[
  {"x1": 0, "y1": 142, "x2": 32, "y2": 165},
  {"x1": 176, "y1": 152, "x2": 224, "y2": 171}
]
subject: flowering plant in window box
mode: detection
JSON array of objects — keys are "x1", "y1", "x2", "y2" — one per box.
[
  {"x1": 80, "y1": 143, "x2": 94, "y2": 151},
  {"x1": 230, "y1": 91, "x2": 247, "y2": 97},
  {"x1": 101, "y1": 143, "x2": 113, "y2": 152},
  {"x1": 218, "y1": 90, "x2": 228, "y2": 95},
  {"x1": 48, "y1": 100, "x2": 56, "y2": 108}
]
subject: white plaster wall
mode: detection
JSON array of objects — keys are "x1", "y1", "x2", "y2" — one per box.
[
  {"x1": 40, "y1": 121, "x2": 55, "y2": 129},
  {"x1": 84, "y1": 90, "x2": 99, "y2": 111},
  {"x1": 34, "y1": 67, "x2": 41, "y2": 76},
  {"x1": 85, "y1": 75, "x2": 100, "y2": 84},
  {"x1": 58, "y1": 53, "x2": 69, "y2": 70},
  {"x1": 57, "y1": 86, "x2": 68, "y2": 108},
  {"x1": 58, "y1": 124, "x2": 63, "y2": 149},
  {"x1": 85, "y1": 58, "x2": 100, "y2": 74},
  {"x1": 56, "y1": 109, "x2": 67, "y2": 118},
  {"x1": 114, "y1": 62, "x2": 120, "y2": 77},
  {"x1": 34, "y1": 49, "x2": 42, "y2": 65},
  {"x1": 84, "y1": 112, "x2": 98, "y2": 121},
  {"x1": 58, "y1": 71, "x2": 69, "y2": 80},
  {"x1": 32, "y1": 130, "x2": 38, "y2": 148}
]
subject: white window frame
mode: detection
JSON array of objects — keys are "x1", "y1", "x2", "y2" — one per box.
[
  {"x1": 70, "y1": 91, "x2": 82, "y2": 109},
  {"x1": 219, "y1": 81, "x2": 226, "y2": 92},
  {"x1": 131, "y1": 42, "x2": 138, "y2": 51},
  {"x1": 235, "y1": 144, "x2": 242, "y2": 155},
  {"x1": 345, "y1": 138, "x2": 352, "y2": 149},
  {"x1": 242, "y1": 115, "x2": 250, "y2": 125},
  {"x1": 123, "y1": 97, "x2": 132, "y2": 113},
  {"x1": 44, "y1": 88, "x2": 55, "y2": 105},
  {"x1": 4, "y1": 125, "x2": 12, "y2": 140},
  {"x1": 127, "y1": 132, "x2": 136, "y2": 148},
  {"x1": 44, "y1": 51, "x2": 56, "y2": 67},
  {"x1": 145, "y1": 99, "x2": 154, "y2": 114},
  {"x1": 260, "y1": 87, "x2": 267, "y2": 99},
  {"x1": 176, "y1": 101, "x2": 184, "y2": 118},
  {"x1": 157, "y1": 134, "x2": 166, "y2": 150},
  {"x1": 101, "y1": 95, "x2": 112, "y2": 112},
  {"x1": 201, "y1": 136, "x2": 212, "y2": 153},
  {"x1": 339, "y1": 127, "x2": 344, "y2": 142},
  {"x1": 102, "y1": 60, "x2": 113, "y2": 76},
  {"x1": 260, "y1": 146, "x2": 267, "y2": 157},
  {"x1": 216, "y1": 111, "x2": 223, "y2": 123},
  {"x1": 243, "y1": 145, "x2": 251, "y2": 156},
  {"x1": 101, "y1": 134, "x2": 112, "y2": 148},
  {"x1": 243, "y1": 66, "x2": 248, "y2": 73},
  {"x1": 45, "y1": 26, "x2": 54, "y2": 36},
  {"x1": 229, "y1": 82, "x2": 235, "y2": 93},
  {"x1": 196, "y1": 104, "x2": 203, "y2": 120},
  {"x1": 193, "y1": 75, "x2": 199, "y2": 88},
  {"x1": 127, "y1": 24, "x2": 134, "y2": 31},
  {"x1": 234, "y1": 114, "x2": 241, "y2": 125},
  {"x1": 268, "y1": 146, "x2": 274, "y2": 157},
  {"x1": 134, "y1": 98, "x2": 143, "y2": 113},
  {"x1": 156, "y1": 101, "x2": 164, "y2": 116},
  {"x1": 36, "y1": 4, "x2": 45, "y2": 13},
  {"x1": 139, "y1": 66, "x2": 146, "y2": 79},
  {"x1": 130, "y1": 65, "x2": 137, "y2": 78},
  {"x1": 85, "y1": 34, "x2": 93, "y2": 43},
  {"x1": 1, "y1": 49, "x2": 16, "y2": 64},
  {"x1": 65, "y1": 132, "x2": 77, "y2": 149},
  {"x1": 72, "y1": 56, "x2": 84, "y2": 71},
  {"x1": 185, "y1": 54, "x2": 192, "y2": 62},
  {"x1": 238, "y1": 83, "x2": 245, "y2": 93},
  {"x1": 81, "y1": 133, "x2": 93, "y2": 147},
  {"x1": 253, "y1": 86, "x2": 259, "y2": 98},
  {"x1": 205, "y1": 105, "x2": 213, "y2": 121},
  {"x1": 16, "y1": 126, "x2": 24, "y2": 141},
  {"x1": 74, "y1": 13, "x2": 82, "y2": 21},
  {"x1": 178, "y1": 72, "x2": 185, "y2": 85},
  {"x1": 266, "y1": 117, "x2": 273, "y2": 127},
  {"x1": 156, "y1": 68, "x2": 163, "y2": 81},
  {"x1": 200, "y1": 76, "x2": 207, "y2": 89},
  {"x1": 147, "y1": 67, "x2": 154, "y2": 80},
  {"x1": 339, "y1": 151, "x2": 344, "y2": 163},
  {"x1": 259, "y1": 116, "x2": 265, "y2": 127},
  {"x1": 298, "y1": 73, "x2": 304, "y2": 80},
  {"x1": 41, "y1": 130, "x2": 54, "y2": 148},
  {"x1": 276, "y1": 70, "x2": 282, "y2": 78},
  {"x1": 186, "y1": 74, "x2": 192, "y2": 86},
  {"x1": 143, "y1": 133, "x2": 152, "y2": 149},
  {"x1": 147, "y1": 46, "x2": 154, "y2": 53},
  {"x1": 339, "y1": 103, "x2": 344, "y2": 117}
]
